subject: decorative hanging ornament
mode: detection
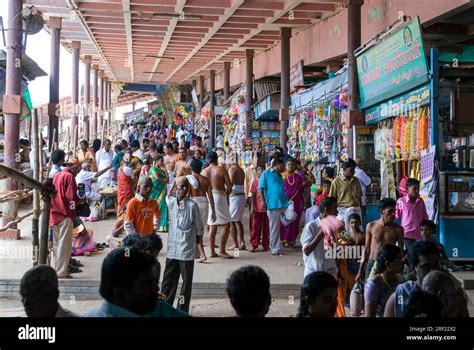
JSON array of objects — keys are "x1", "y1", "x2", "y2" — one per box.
[
  {"x1": 339, "y1": 89, "x2": 348, "y2": 107},
  {"x1": 333, "y1": 94, "x2": 341, "y2": 109}
]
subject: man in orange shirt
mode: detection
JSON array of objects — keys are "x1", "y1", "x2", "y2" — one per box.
[{"x1": 124, "y1": 177, "x2": 161, "y2": 236}]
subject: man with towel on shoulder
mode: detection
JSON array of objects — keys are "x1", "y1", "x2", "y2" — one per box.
[
  {"x1": 187, "y1": 158, "x2": 216, "y2": 263},
  {"x1": 202, "y1": 151, "x2": 233, "y2": 258},
  {"x1": 228, "y1": 154, "x2": 246, "y2": 251}
]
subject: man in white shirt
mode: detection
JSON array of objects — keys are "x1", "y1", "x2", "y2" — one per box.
[
  {"x1": 95, "y1": 139, "x2": 114, "y2": 188},
  {"x1": 121, "y1": 124, "x2": 130, "y2": 142},
  {"x1": 130, "y1": 140, "x2": 144, "y2": 161},
  {"x1": 76, "y1": 161, "x2": 113, "y2": 202},
  {"x1": 216, "y1": 132, "x2": 224, "y2": 149},
  {"x1": 354, "y1": 158, "x2": 371, "y2": 207},
  {"x1": 176, "y1": 126, "x2": 186, "y2": 142},
  {"x1": 300, "y1": 197, "x2": 339, "y2": 278}
]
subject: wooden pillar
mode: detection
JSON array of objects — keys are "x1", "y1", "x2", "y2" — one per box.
[
  {"x1": 280, "y1": 28, "x2": 291, "y2": 152},
  {"x1": 71, "y1": 41, "x2": 80, "y2": 151},
  {"x1": 245, "y1": 50, "x2": 253, "y2": 140},
  {"x1": 199, "y1": 75, "x2": 205, "y2": 111},
  {"x1": 209, "y1": 70, "x2": 215, "y2": 148},
  {"x1": 1, "y1": 0, "x2": 23, "y2": 238},
  {"x1": 48, "y1": 16, "x2": 61, "y2": 151},
  {"x1": 347, "y1": 0, "x2": 364, "y2": 158},
  {"x1": 83, "y1": 55, "x2": 91, "y2": 142},
  {"x1": 92, "y1": 64, "x2": 99, "y2": 137},
  {"x1": 224, "y1": 61, "x2": 231, "y2": 102}
]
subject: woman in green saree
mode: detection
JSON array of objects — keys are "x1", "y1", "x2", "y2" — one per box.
[{"x1": 149, "y1": 155, "x2": 169, "y2": 232}]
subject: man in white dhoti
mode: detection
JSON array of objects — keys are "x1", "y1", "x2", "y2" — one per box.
[
  {"x1": 187, "y1": 159, "x2": 216, "y2": 263},
  {"x1": 228, "y1": 154, "x2": 246, "y2": 250},
  {"x1": 201, "y1": 151, "x2": 233, "y2": 258}
]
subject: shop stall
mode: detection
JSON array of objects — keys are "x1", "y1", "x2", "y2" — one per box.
[
  {"x1": 253, "y1": 92, "x2": 281, "y2": 161},
  {"x1": 287, "y1": 70, "x2": 350, "y2": 195},
  {"x1": 436, "y1": 63, "x2": 474, "y2": 260},
  {"x1": 356, "y1": 17, "x2": 447, "y2": 235},
  {"x1": 221, "y1": 88, "x2": 248, "y2": 155}
]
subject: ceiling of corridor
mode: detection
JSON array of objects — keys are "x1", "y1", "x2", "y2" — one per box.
[{"x1": 29, "y1": 0, "x2": 346, "y2": 84}]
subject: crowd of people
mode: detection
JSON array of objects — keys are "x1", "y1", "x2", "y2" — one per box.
[{"x1": 17, "y1": 115, "x2": 470, "y2": 318}]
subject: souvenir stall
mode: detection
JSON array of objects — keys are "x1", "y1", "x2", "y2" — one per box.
[
  {"x1": 435, "y1": 58, "x2": 474, "y2": 260},
  {"x1": 195, "y1": 105, "x2": 210, "y2": 141},
  {"x1": 253, "y1": 92, "x2": 281, "y2": 161},
  {"x1": 288, "y1": 71, "x2": 349, "y2": 191},
  {"x1": 356, "y1": 17, "x2": 436, "y2": 228},
  {"x1": 221, "y1": 88, "x2": 250, "y2": 162}
]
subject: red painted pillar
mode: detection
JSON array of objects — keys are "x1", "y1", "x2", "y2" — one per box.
[
  {"x1": 224, "y1": 61, "x2": 231, "y2": 103},
  {"x1": 98, "y1": 70, "x2": 104, "y2": 135},
  {"x1": 245, "y1": 49, "x2": 254, "y2": 140},
  {"x1": 280, "y1": 27, "x2": 291, "y2": 152},
  {"x1": 347, "y1": 0, "x2": 364, "y2": 158},
  {"x1": 209, "y1": 70, "x2": 216, "y2": 148},
  {"x1": 199, "y1": 75, "x2": 205, "y2": 111},
  {"x1": 1, "y1": 0, "x2": 23, "y2": 238},
  {"x1": 83, "y1": 55, "x2": 91, "y2": 142},
  {"x1": 91, "y1": 64, "x2": 98, "y2": 137},
  {"x1": 48, "y1": 16, "x2": 61, "y2": 151},
  {"x1": 71, "y1": 41, "x2": 80, "y2": 151}
]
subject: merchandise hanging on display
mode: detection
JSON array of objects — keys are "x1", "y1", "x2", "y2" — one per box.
[
  {"x1": 174, "y1": 103, "x2": 193, "y2": 129},
  {"x1": 221, "y1": 87, "x2": 248, "y2": 155},
  {"x1": 196, "y1": 105, "x2": 210, "y2": 138},
  {"x1": 287, "y1": 91, "x2": 347, "y2": 163}
]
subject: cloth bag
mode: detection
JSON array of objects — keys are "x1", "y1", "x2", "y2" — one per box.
[
  {"x1": 350, "y1": 282, "x2": 364, "y2": 317},
  {"x1": 280, "y1": 200, "x2": 297, "y2": 227}
]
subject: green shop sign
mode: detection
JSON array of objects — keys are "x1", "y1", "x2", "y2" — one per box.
[
  {"x1": 365, "y1": 84, "x2": 430, "y2": 124},
  {"x1": 357, "y1": 17, "x2": 429, "y2": 109}
]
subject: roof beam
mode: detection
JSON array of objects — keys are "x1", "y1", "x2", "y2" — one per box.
[
  {"x1": 165, "y1": 0, "x2": 245, "y2": 83},
  {"x1": 182, "y1": 0, "x2": 307, "y2": 82},
  {"x1": 147, "y1": 0, "x2": 186, "y2": 82}
]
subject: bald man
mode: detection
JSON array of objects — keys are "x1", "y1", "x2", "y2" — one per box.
[
  {"x1": 161, "y1": 176, "x2": 204, "y2": 313},
  {"x1": 422, "y1": 270, "x2": 470, "y2": 317}
]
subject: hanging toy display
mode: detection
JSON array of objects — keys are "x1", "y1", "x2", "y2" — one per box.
[
  {"x1": 339, "y1": 89, "x2": 349, "y2": 108},
  {"x1": 221, "y1": 92, "x2": 247, "y2": 154},
  {"x1": 287, "y1": 98, "x2": 345, "y2": 163}
]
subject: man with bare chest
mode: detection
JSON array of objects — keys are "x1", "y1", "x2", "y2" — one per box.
[
  {"x1": 191, "y1": 136, "x2": 207, "y2": 159},
  {"x1": 356, "y1": 198, "x2": 404, "y2": 283},
  {"x1": 187, "y1": 159, "x2": 216, "y2": 263},
  {"x1": 201, "y1": 151, "x2": 233, "y2": 258},
  {"x1": 175, "y1": 147, "x2": 191, "y2": 177},
  {"x1": 228, "y1": 154, "x2": 246, "y2": 250}
]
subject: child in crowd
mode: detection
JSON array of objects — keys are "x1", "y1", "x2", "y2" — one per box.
[
  {"x1": 420, "y1": 219, "x2": 453, "y2": 268},
  {"x1": 124, "y1": 177, "x2": 161, "y2": 236},
  {"x1": 316, "y1": 179, "x2": 331, "y2": 206},
  {"x1": 305, "y1": 180, "x2": 332, "y2": 224},
  {"x1": 395, "y1": 178, "x2": 428, "y2": 252},
  {"x1": 250, "y1": 163, "x2": 269, "y2": 252}
]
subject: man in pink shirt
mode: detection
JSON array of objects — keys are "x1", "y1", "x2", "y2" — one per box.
[{"x1": 395, "y1": 178, "x2": 428, "y2": 252}]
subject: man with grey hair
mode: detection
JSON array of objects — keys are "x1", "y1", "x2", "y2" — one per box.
[
  {"x1": 161, "y1": 176, "x2": 204, "y2": 313},
  {"x1": 20, "y1": 265, "x2": 78, "y2": 317}
]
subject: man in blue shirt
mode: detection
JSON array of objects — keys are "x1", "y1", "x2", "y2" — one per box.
[
  {"x1": 86, "y1": 247, "x2": 187, "y2": 317},
  {"x1": 258, "y1": 154, "x2": 289, "y2": 256}
]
